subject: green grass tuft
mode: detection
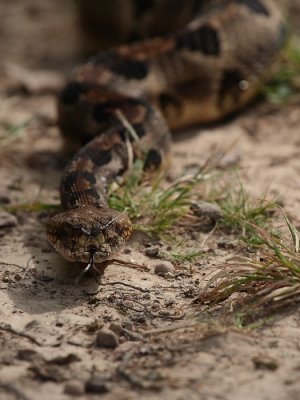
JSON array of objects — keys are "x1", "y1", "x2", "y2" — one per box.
[
  {"x1": 216, "y1": 184, "x2": 278, "y2": 245},
  {"x1": 109, "y1": 159, "x2": 213, "y2": 236},
  {"x1": 169, "y1": 249, "x2": 205, "y2": 263}
]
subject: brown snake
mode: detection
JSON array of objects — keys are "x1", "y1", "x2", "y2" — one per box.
[{"x1": 46, "y1": 0, "x2": 287, "y2": 273}]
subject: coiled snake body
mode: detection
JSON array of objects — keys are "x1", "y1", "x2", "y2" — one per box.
[{"x1": 47, "y1": 0, "x2": 286, "y2": 269}]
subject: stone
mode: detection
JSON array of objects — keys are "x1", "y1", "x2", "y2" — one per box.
[
  {"x1": 64, "y1": 380, "x2": 84, "y2": 396},
  {"x1": 0, "y1": 211, "x2": 17, "y2": 229},
  {"x1": 252, "y1": 355, "x2": 279, "y2": 371},
  {"x1": 190, "y1": 201, "x2": 223, "y2": 222},
  {"x1": 85, "y1": 374, "x2": 109, "y2": 394},
  {"x1": 145, "y1": 247, "x2": 160, "y2": 257},
  {"x1": 154, "y1": 261, "x2": 175, "y2": 275},
  {"x1": 96, "y1": 328, "x2": 119, "y2": 348},
  {"x1": 108, "y1": 322, "x2": 123, "y2": 335}
]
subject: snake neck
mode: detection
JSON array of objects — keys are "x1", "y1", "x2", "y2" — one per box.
[{"x1": 59, "y1": 128, "x2": 127, "y2": 210}]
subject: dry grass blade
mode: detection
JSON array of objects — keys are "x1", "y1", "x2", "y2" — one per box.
[
  {"x1": 280, "y1": 206, "x2": 300, "y2": 252},
  {"x1": 196, "y1": 218, "x2": 300, "y2": 313}
]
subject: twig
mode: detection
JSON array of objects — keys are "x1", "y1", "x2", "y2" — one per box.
[
  {"x1": 0, "y1": 261, "x2": 26, "y2": 271},
  {"x1": 109, "y1": 258, "x2": 150, "y2": 271},
  {"x1": 99, "y1": 281, "x2": 149, "y2": 293},
  {"x1": 0, "y1": 324, "x2": 42, "y2": 347}
]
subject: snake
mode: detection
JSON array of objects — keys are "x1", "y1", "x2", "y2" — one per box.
[{"x1": 46, "y1": 0, "x2": 287, "y2": 272}]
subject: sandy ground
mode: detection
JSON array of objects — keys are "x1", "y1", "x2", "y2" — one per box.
[{"x1": 1, "y1": 1, "x2": 300, "y2": 399}]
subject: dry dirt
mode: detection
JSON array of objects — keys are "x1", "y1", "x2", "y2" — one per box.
[{"x1": 1, "y1": 1, "x2": 300, "y2": 399}]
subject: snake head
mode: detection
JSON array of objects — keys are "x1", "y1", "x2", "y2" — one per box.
[{"x1": 46, "y1": 205, "x2": 132, "y2": 263}]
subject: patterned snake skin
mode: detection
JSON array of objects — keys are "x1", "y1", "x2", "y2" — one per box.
[{"x1": 46, "y1": 0, "x2": 287, "y2": 271}]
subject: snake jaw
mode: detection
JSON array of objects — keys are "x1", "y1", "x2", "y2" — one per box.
[{"x1": 46, "y1": 205, "x2": 132, "y2": 263}]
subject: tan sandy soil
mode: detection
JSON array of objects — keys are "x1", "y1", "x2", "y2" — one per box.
[{"x1": 0, "y1": 1, "x2": 300, "y2": 399}]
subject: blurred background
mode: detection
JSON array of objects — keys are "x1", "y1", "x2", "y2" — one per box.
[{"x1": 0, "y1": 0, "x2": 298, "y2": 85}]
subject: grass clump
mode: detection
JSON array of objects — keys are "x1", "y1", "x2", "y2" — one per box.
[
  {"x1": 109, "y1": 159, "x2": 212, "y2": 236},
  {"x1": 216, "y1": 185, "x2": 278, "y2": 245},
  {"x1": 108, "y1": 134, "x2": 278, "y2": 244},
  {"x1": 196, "y1": 208, "x2": 300, "y2": 318},
  {"x1": 169, "y1": 249, "x2": 205, "y2": 263}
]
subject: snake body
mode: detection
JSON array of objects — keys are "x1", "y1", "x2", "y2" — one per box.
[{"x1": 47, "y1": 0, "x2": 286, "y2": 267}]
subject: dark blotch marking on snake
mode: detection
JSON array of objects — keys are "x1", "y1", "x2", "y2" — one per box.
[
  {"x1": 93, "y1": 98, "x2": 150, "y2": 125},
  {"x1": 235, "y1": 0, "x2": 270, "y2": 16},
  {"x1": 112, "y1": 58, "x2": 149, "y2": 80},
  {"x1": 132, "y1": 123, "x2": 147, "y2": 138},
  {"x1": 176, "y1": 25, "x2": 220, "y2": 55},
  {"x1": 62, "y1": 171, "x2": 97, "y2": 191},
  {"x1": 92, "y1": 53, "x2": 149, "y2": 80},
  {"x1": 118, "y1": 123, "x2": 146, "y2": 141},
  {"x1": 159, "y1": 92, "x2": 182, "y2": 111},
  {"x1": 66, "y1": 188, "x2": 101, "y2": 208},
  {"x1": 74, "y1": 148, "x2": 113, "y2": 167},
  {"x1": 144, "y1": 149, "x2": 162, "y2": 169},
  {"x1": 93, "y1": 104, "x2": 117, "y2": 124},
  {"x1": 219, "y1": 69, "x2": 244, "y2": 105},
  {"x1": 60, "y1": 82, "x2": 88, "y2": 105}
]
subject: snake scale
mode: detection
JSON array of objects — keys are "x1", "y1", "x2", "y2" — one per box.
[{"x1": 46, "y1": 0, "x2": 287, "y2": 271}]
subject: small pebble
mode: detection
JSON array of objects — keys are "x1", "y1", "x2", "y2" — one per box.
[
  {"x1": 109, "y1": 322, "x2": 122, "y2": 335},
  {"x1": 85, "y1": 374, "x2": 109, "y2": 394},
  {"x1": 122, "y1": 321, "x2": 133, "y2": 331},
  {"x1": 145, "y1": 247, "x2": 160, "y2": 257},
  {"x1": 154, "y1": 261, "x2": 175, "y2": 275},
  {"x1": 0, "y1": 211, "x2": 18, "y2": 229},
  {"x1": 159, "y1": 310, "x2": 170, "y2": 317},
  {"x1": 64, "y1": 380, "x2": 84, "y2": 396},
  {"x1": 96, "y1": 328, "x2": 119, "y2": 348},
  {"x1": 190, "y1": 201, "x2": 223, "y2": 222},
  {"x1": 24, "y1": 320, "x2": 40, "y2": 330},
  {"x1": 132, "y1": 313, "x2": 146, "y2": 323},
  {"x1": 252, "y1": 355, "x2": 279, "y2": 371},
  {"x1": 217, "y1": 240, "x2": 235, "y2": 250},
  {"x1": 14, "y1": 273, "x2": 22, "y2": 281}
]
